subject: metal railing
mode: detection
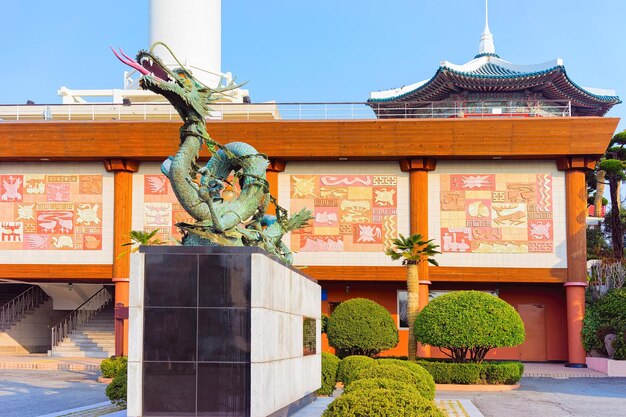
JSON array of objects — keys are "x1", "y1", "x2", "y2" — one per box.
[
  {"x1": 50, "y1": 286, "x2": 112, "y2": 350},
  {"x1": 0, "y1": 286, "x2": 48, "y2": 330},
  {"x1": 0, "y1": 100, "x2": 572, "y2": 122}
]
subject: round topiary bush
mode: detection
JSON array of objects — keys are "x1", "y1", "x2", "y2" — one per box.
[
  {"x1": 322, "y1": 388, "x2": 445, "y2": 417},
  {"x1": 414, "y1": 291, "x2": 525, "y2": 363},
  {"x1": 336, "y1": 355, "x2": 375, "y2": 386},
  {"x1": 377, "y1": 359, "x2": 436, "y2": 400},
  {"x1": 327, "y1": 298, "x2": 398, "y2": 358},
  {"x1": 318, "y1": 352, "x2": 340, "y2": 396},
  {"x1": 355, "y1": 364, "x2": 415, "y2": 385},
  {"x1": 355, "y1": 363, "x2": 435, "y2": 400},
  {"x1": 343, "y1": 377, "x2": 419, "y2": 395},
  {"x1": 582, "y1": 288, "x2": 626, "y2": 358}
]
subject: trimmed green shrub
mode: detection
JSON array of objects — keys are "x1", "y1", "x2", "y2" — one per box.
[
  {"x1": 356, "y1": 363, "x2": 415, "y2": 385},
  {"x1": 105, "y1": 361, "x2": 127, "y2": 407},
  {"x1": 414, "y1": 291, "x2": 525, "y2": 363},
  {"x1": 327, "y1": 298, "x2": 398, "y2": 357},
  {"x1": 336, "y1": 355, "x2": 375, "y2": 386},
  {"x1": 416, "y1": 360, "x2": 523, "y2": 385},
  {"x1": 322, "y1": 388, "x2": 445, "y2": 417},
  {"x1": 100, "y1": 356, "x2": 128, "y2": 379},
  {"x1": 377, "y1": 359, "x2": 436, "y2": 400},
  {"x1": 583, "y1": 288, "x2": 626, "y2": 358},
  {"x1": 318, "y1": 352, "x2": 340, "y2": 396},
  {"x1": 343, "y1": 377, "x2": 419, "y2": 395}
]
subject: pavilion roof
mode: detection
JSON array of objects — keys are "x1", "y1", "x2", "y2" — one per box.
[{"x1": 368, "y1": 55, "x2": 620, "y2": 117}]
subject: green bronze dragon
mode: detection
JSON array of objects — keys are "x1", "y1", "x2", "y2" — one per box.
[{"x1": 113, "y1": 43, "x2": 311, "y2": 264}]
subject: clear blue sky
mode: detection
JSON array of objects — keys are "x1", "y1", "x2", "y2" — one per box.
[{"x1": 1, "y1": 0, "x2": 624, "y2": 132}]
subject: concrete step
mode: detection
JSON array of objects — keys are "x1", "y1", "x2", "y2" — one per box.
[
  {"x1": 49, "y1": 350, "x2": 112, "y2": 358},
  {"x1": 68, "y1": 335, "x2": 114, "y2": 341}
]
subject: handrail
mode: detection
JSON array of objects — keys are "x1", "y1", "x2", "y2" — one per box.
[
  {"x1": 50, "y1": 286, "x2": 112, "y2": 351},
  {"x1": 0, "y1": 286, "x2": 48, "y2": 330},
  {"x1": 0, "y1": 100, "x2": 573, "y2": 121}
]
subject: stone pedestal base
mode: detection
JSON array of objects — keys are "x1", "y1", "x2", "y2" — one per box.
[{"x1": 127, "y1": 247, "x2": 321, "y2": 417}]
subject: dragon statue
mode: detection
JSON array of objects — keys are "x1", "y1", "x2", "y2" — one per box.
[{"x1": 113, "y1": 43, "x2": 312, "y2": 264}]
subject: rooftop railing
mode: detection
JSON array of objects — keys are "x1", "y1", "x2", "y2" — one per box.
[{"x1": 0, "y1": 100, "x2": 572, "y2": 122}]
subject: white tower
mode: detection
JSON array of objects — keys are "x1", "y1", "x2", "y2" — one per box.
[
  {"x1": 478, "y1": 0, "x2": 496, "y2": 56},
  {"x1": 150, "y1": 0, "x2": 222, "y2": 88}
]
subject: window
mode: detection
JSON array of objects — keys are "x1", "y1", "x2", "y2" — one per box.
[{"x1": 397, "y1": 290, "x2": 498, "y2": 329}]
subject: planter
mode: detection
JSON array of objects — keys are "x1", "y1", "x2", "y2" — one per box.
[{"x1": 586, "y1": 357, "x2": 626, "y2": 376}]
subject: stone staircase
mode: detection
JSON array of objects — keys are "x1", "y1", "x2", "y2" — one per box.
[{"x1": 49, "y1": 303, "x2": 115, "y2": 358}]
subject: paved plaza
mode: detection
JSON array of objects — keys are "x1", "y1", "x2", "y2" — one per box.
[{"x1": 0, "y1": 356, "x2": 625, "y2": 417}]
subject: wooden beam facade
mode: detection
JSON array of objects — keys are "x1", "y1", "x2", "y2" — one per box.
[{"x1": 0, "y1": 117, "x2": 618, "y2": 161}]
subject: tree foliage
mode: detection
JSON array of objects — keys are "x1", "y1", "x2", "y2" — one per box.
[
  {"x1": 414, "y1": 291, "x2": 525, "y2": 363},
  {"x1": 582, "y1": 288, "x2": 626, "y2": 359},
  {"x1": 385, "y1": 234, "x2": 440, "y2": 266},
  {"x1": 598, "y1": 130, "x2": 626, "y2": 259},
  {"x1": 326, "y1": 298, "x2": 398, "y2": 358}
]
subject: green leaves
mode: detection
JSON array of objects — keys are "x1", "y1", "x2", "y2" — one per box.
[
  {"x1": 327, "y1": 298, "x2": 399, "y2": 357},
  {"x1": 414, "y1": 291, "x2": 525, "y2": 363},
  {"x1": 119, "y1": 229, "x2": 168, "y2": 256},
  {"x1": 385, "y1": 233, "x2": 440, "y2": 266}
]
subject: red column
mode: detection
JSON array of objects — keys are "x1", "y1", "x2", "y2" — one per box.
[
  {"x1": 401, "y1": 158, "x2": 436, "y2": 358},
  {"x1": 104, "y1": 159, "x2": 139, "y2": 357},
  {"x1": 266, "y1": 160, "x2": 286, "y2": 215},
  {"x1": 560, "y1": 158, "x2": 594, "y2": 367}
]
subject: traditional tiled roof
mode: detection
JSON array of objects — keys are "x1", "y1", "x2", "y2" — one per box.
[{"x1": 368, "y1": 56, "x2": 621, "y2": 116}]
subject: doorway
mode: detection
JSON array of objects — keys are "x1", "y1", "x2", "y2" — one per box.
[{"x1": 517, "y1": 303, "x2": 547, "y2": 361}]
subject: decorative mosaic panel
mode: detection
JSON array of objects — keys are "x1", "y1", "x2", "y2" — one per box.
[
  {"x1": 143, "y1": 174, "x2": 190, "y2": 243},
  {"x1": 439, "y1": 173, "x2": 553, "y2": 253},
  {"x1": 0, "y1": 174, "x2": 103, "y2": 250},
  {"x1": 289, "y1": 175, "x2": 398, "y2": 252}
]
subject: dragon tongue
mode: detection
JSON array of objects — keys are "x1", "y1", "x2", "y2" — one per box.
[{"x1": 111, "y1": 47, "x2": 150, "y2": 76}]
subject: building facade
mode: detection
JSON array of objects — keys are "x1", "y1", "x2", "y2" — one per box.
[{"x1": 0, "y1": 5, "x2": 620, "y2": 366}]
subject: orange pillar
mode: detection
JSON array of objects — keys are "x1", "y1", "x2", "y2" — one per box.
[
  {"x1": 104, "y1": 159, "x2": 139, "y2": 357},
  {"x1": 266, "y1": 160, "x2": 286, "y2": 215},
  {"x1": 401, "y1": 158, "x2": 436, "y2": 358},
  {"x1": 561, "y1": 160, "x2": 592, "y2": 367}
]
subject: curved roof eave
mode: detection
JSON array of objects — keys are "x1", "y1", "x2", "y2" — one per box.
[{"x1": 368, "y1": 63, "x2": 620, "y2": 106}]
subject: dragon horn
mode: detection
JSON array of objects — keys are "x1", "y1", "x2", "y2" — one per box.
[{"x1": 111, "y1": 46, "x2": 150, "y2": 76}]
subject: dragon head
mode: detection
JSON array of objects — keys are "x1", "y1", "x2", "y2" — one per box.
[{"x1": 112, "y1": 46, "x2": 211, "y2": 122}]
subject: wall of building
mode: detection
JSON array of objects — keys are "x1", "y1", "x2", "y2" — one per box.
[
  {"x1": 429, "y1": 160, "x2": 566, "y2": 268},
  {"x1": 321, "y1": 281, "x2": 568, "y2": 361},
  {"x1": 132, "y1": 162, "x2": 189, "y2": 244},
  {"x1": 0, "y1": 163, "x2": 114, "y2": 264},
  {"x1": 279, "y1": 162, "x2": 410, "y2": 266}
]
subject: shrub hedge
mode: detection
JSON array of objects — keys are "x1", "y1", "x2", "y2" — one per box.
[
  {"x1": 322, "y1": 388, "x2": 445, "y2": 417},
  {"x1": 343, "y1": 377, "x2": 419, "y2": 395},
  {"x1": 582, "y1": 288, "x2": 626, "y2": 359},
  {"x1": 376, "y1": 359, "x2": 436, "y2": 400},
  {"x1": 327, "y1": 298, "x2": 398, "y2": 358},
  {"x1": 355, "y1": 364, "x2": 417, "y2": 387},
  {"x1": 105, "y1": 361, "x2": 127, "y2": 407},
  {"x1": 336, "y1": 355, "x2": 375, "y2": 386},
  {"x1": 318, "y1": 352, "x2": 340, "y2": 396},
  {"x1": 100, "y1": 356, "x2": 128, "y2": 379},
  {"x1": 414, "y1": 291, "x2": 525, "y2": 363},
  {"x1": 416, "y1": 360, "x2": 524, "y2": 385}
]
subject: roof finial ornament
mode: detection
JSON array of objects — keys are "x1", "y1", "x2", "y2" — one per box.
[{"x1": 478, "y1": 0, "x2": 496, "y2": 56}]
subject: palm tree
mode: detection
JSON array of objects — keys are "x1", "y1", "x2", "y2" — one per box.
[
  {"x1": 119, "y1": 229, "x2": 167, "y2": 258},
  {"x1": 385, "y1": 234, "x2": 439, "y2": 360}
]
